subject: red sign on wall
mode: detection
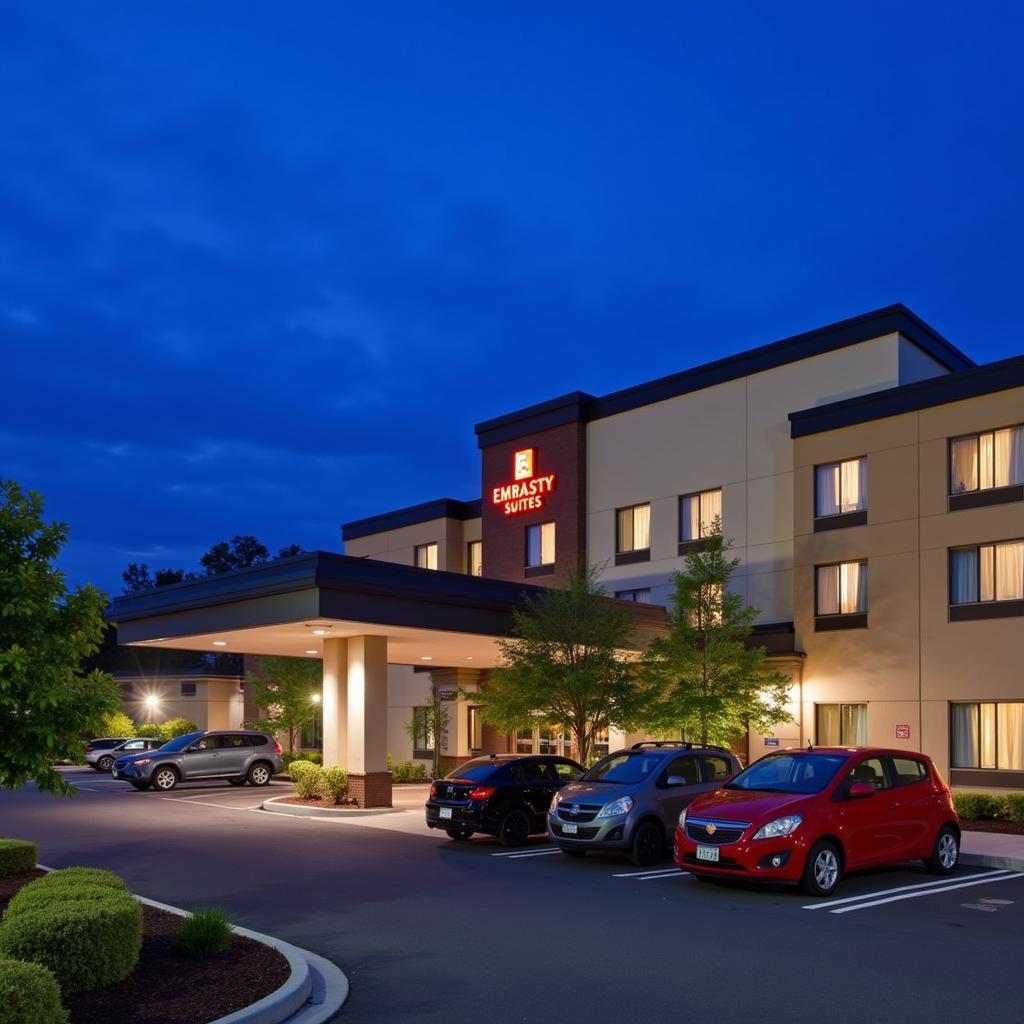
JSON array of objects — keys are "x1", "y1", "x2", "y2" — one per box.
[
  {"x1": 895, "y1": 723, "x2": 911, "y2": 740},
  {"x1": 490, "y1": 448, "x2": 557, "y2": 516}
]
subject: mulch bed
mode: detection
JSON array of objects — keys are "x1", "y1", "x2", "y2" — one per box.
[
  {"x1": 961, "y1": 818, "x2": 1024, "y2": 836},
  {"x1": 0, "y1": 871, "x2": 291, "y2": 1024}
]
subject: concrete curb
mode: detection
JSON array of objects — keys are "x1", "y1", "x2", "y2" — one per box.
[
  {"x1": 262, "y1": 794, "x2": 401, "y2": 818},
  {"x1": 959, "y1": 852, "x2": 1024, "y2": 871},
  {"x1": 37, "y1": 864, "x2": 349, "y2": 1024}
]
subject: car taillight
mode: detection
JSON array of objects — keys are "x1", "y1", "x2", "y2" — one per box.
[
  {"x1": 84, "y1": 747, "x2": 93, "y2": 754},
  {"x1": 469, "y1": 786, "x2": 495, "y2": 800},
  {"x1": 274, "y1": 742, "x2": 282, "y2": 754},
  {"x1": 429, "y1": 782, "x2": 437, "y2": 798}
]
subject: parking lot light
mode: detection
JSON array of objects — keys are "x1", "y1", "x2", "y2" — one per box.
[{"x1": 310, "y1": 692, "x2": 321, "y2": 704}]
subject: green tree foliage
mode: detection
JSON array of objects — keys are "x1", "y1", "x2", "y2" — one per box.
[
  {"x1": 405, "y1": 689, "x2": 451, "y2": 779},
  {"x1": 247, "y1": 656, "x2": 320, "y2": 752},
  {"x1": 0, "y1": 482, "x2": 120, "y2": 795},
  {"x1": 641, "y1": 526, "x2": 792, "y2": 747},
  {"x1": 480, "y1": 565, "x2": 651, "y2": 765},
  {"x1": 99, "y1": 711, "x2": 136, "y2": 738}
]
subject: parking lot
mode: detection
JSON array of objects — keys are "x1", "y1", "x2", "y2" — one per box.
[{"x1": 3, "y1": 769, "x2": 1022, "y2": 1022}]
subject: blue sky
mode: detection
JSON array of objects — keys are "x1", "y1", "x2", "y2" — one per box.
[{"x1": 3, "y1": 2, "x2": 1023, "y2": 594}]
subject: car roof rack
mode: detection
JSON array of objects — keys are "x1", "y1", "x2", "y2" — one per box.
[{"x1": 629, "y1": 741, "x2": 730, "y2": 753}]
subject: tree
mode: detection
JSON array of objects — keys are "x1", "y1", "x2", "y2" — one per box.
[
  {"x1": 0, "y1": 481, "x2": 120, "y2": 795},
  {"x1": 640, "y1": 525, "x2": 792, "y2": 748},
  {"x1": 276, "y1": 544, "x2": 304, "y2": 560},
  {"x1": 200, "y1": 535, "x2": 271, "y2": 575},
  {"x1": 121, "y1": 563, "x2": 195, "y2": 595},
  {"x1": 405, "y1": 689, "x2": 451, "y2": 779},
  {"x1": 479, "y1": 565, "x2": 652, "y2": 765},
  {"x1": 247, "y1": 656, "x2": 321, "y2": 752}
]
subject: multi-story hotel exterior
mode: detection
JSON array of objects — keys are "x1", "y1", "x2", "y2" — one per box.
[{"x1": 110, "y1": 304, "x2": 1024, "y2": 803}]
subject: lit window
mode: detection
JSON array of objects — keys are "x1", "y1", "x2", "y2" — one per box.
[
  {"x1": 816, "y1": 561, "x2": 868, "y2": 616},
  {"x1": 616, "y1": 504, "x2": 651, "y2": 553},
  {"x1": 526, "y1": 522, "x2": 555, "y2": 567},
  {"x1": 816, "y1": 703, "x2": 867, "y2": 745},
  {"x1": 468, "y1": 706, "x2": 484, "y2": 752},
  {"x1": 615, "y1": 588, "x2": 652, "y2": 604},
  {"x1": 950, "y1": 541, "x2": 1024, "y2": 604},
  {"x1": 951, "y1": 426, "x2": 1024, "y2": 494},
  {"x1": 952, "y1": 702, "x2": 1023, "y2": 770},
  {"x1": 467, "y1": 540, "x2": 482, "y2": 577},
  {"x1": 679, "y1": 489, "x2": 722, "y2": 540},
  {"x1": 414, "y1": 543, "x2": 438, "y2": 570},
  {"x1": 815, "y1": 458, "x2": 867, "y2": 517}
]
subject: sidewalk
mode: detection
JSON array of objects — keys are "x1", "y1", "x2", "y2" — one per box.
[{"x1": 960, "y1": 830, "x2": 1024, "y2": 871}]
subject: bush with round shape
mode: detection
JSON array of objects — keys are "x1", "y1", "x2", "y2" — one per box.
[
  {"x1": 0, "y1": 957, "x2": 68, "y2": 1024},
  {"x1": 159, "y1": 717, "x2": 198, "y2": 740},
  {"x1": 0, "y1": 894, "x2": 142, "y2": 994},
  {"x1": 289, "y1": 761, "x2": 323, "y2": 799},
  {"x1": 0, "y1": 839, "x2": 37, "y2": 876},
  {"x1": 5, "y1": 881, "x2": 130, "y2": 920},
  {"x1": 173, "y1": 906, "x2": 234, "y2": 957},
  {"x1": 27, "y1": 867, "x2": 126, "y2": 892},
  {"x1": 322, "y1": 766, "x2": 348, "y2": 804},
  {"x1": 1003, "y1": 793, "x2": 1024, "y2": 825},
  {"x1": 953, "y1": 792, "x2": 1005, "y2": 821}
]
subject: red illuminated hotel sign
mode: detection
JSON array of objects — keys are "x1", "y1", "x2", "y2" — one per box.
[{"x1": 491, "y1": 448, "x2": 556, "y2": 516}]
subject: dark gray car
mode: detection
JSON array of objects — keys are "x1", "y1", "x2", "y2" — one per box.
[
  {"x1": 547, "y1": 742, "x2": 740, "y2": 866},
  {"x1": 112, "y1": 730, "x2": 283, "y2": 791}
]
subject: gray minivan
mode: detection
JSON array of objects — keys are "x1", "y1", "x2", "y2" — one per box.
[
  {"x1": 547, "y1": 742, "x2": 740, "y2": 866},
  {"x1": 112, "y1": 730, "x2": 283, "y2": 791}
]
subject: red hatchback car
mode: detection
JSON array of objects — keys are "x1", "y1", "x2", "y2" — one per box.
[{"x1": 673, "y1": 747, "x2": 960, "y2": 897}]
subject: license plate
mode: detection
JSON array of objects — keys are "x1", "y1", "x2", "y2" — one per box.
[
  {"x1": 696, "y1": 845, "x2": 720, "y2": 862},
  {"x1": 562, "y1": 822, "x2": 578, "y2": 835},
  {"x1": 439, "y1": 807, "x2": 453, "y2": 820}
]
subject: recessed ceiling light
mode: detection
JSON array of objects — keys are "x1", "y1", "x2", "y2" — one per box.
[
  {"x1": 305, "y1": 649, "x2": 318, "y2": 655},
  {"x1": 420, "y1": 656, "x2": 432, "y2": 661},
  {"x1": 311, "y1": 628, "x2": 330, "y2": 636},
  {"x1": 466, "y1": 656, "x2": 473, "y2": 661},
  {"x1": 212, "y1": 641, "x2": 228, "y2": 647}
]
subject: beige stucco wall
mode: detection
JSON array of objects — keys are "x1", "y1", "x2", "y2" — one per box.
[
  {"x1": 344, "y1": 516, "x2": 481, "y2": 574},
  {"x1": 120, "y1": 676, "x2": 245, "y2": 732}
]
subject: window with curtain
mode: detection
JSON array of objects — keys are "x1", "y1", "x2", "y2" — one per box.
[
  {"x1": 815, "y1": 458, "x2": 868, "y2": 517},
  {"x1": 617, "y1": 503, "x2": 651, "y2": 553},
  {"x1": 950, "y1": 425, "x2": 1024, "y2": 494},
  {"x1": 816, "y1": 703, "x2": 867, "y2": 745},
  {"x1": 414, "y1": 543, "x2": 438, "y2": 570},
  {"x1": 950, "y1": 541, "x2": 1024, "y2": 604},
  {"x1": 526, "y1": 522, "x2": 555, "y2": 567},
  {"x1": 467, "y1": 540, "x2": 482, "y2": 577},
  {"x1": 952, "y1": 702, "x2": 1021, "y2": 770},
  {"x1": 816, "y1": 561, "x2": 868, "y2": 615},
  {"x1": 468, "y1": 706, "x2": 484, "y2": 752},
  {"x1": 679, "y1": 488, "x2": 723, "y2": 540},
  {"x1": 615, "y1": 588, "x2": 652, "y2": 603}
]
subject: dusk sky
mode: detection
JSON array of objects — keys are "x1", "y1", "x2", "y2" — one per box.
[{"x1": 3, "y1": 3, "x2": 1024, "y2": 596}]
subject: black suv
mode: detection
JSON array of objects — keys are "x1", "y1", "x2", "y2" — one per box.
[{"x1": 426, "y1": 753, "x2": 586, "y2": 846}]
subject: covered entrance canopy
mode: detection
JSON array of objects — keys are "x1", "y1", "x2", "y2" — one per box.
[{"x1": 108, "y1": 552, "x2": 669, "y2": 806}]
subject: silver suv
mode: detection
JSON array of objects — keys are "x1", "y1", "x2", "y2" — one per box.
[
  {"x1": 547, "y1": 742, "x2": 740, "y2": 867},
  {"x1": 112, "y1": 730, "x2": 283, "y2": 791}
]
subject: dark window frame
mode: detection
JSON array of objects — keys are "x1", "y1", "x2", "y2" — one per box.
[
  {"x1": 615, "y1": 503, "x2": 651, "y2": 564},
  {"x1": 466, "y1": 539, "x2": 482, "y2": 577},
  {"x1": 815, "y1": 702, "x2": 868, "y2": 745},
  {"x1": 813, "y1": 456, "x2": 868, "y2": 523},
  {"x1": 414, "y1": 542, "x2": 439, "y2": 570},
  {"x1": 948, "y1": 540, "x2": 1024, "y2": 621},
  {"x1": 948, "y1": 423, "x2": 1024, "y2": 501},
  {"x1": 678, "y1": 488, "x2": 723, "y2": 544},
  {"x1": 949, "y1": 700, "x2": 1024, "y2": 772},
  {"x1": 180, "y1": 682, "x2": 197, "y2": 697},
  {"x1": 814, "y1": 560, "x2": 869, "y2": 630}
]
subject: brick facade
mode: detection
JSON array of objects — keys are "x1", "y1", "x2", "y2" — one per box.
[{"x1": 348, "y1": 771, "x2": 393, "y2": 808}]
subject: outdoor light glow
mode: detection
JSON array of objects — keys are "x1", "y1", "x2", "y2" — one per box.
[
  {"x1": 310, "y1": 693, "x2": 321, "y2": 704},
  {"x1": 420, "y1": 656, "x2": 432, "y2": 661},
  {"x1": 144, "y1": 694, "x2": 160, "y2": 710},
  {"x1": 311, "y1": 628, "x2": 330, "y2": 636},
  {"x1": 305, "y1": 649, "x2": 318, "y2": 655},
  {"x1": 212, "y1": 640, "x2": 228, "y2": 647}
]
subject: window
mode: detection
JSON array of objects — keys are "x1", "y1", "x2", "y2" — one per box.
[
  {"x1": 815, "y1": 561, "x2": 868, "y2": 623},
  {"x1": 414, "y1": 543, "x2": 438, "y2": 570},
  {"x1": 554, "y1": 761, "x2": 584, "y2": 781},
  {"x1": 514, "y1": 727, "x2": 533, "y2": 753},
  {"x1": 703, "y1": 756, "x2": 733, "y2": 782},
  {"x1": 679, "y1": 488, "x2": 722, "y2": 541},
  {"x1": 467, "y1": 540, "x2": 482, "y2": 577},
  {"x1": 952, "y1": 702, "x2": 1024, "y2": 770},
  {"x1": 538, "y1": 725, "x2": 561, "y2": 755},
  {"x1": 412, "y1": 707, "x2": 432, "y2": 753},
  {"x1": 816, "y1": 703, "x2": 867, "y2": 745},
  {"x1": 617, "y1": 504, "x2": 651, "y2": 553},
  {"x1": 891, "y1": 757, "x2": 928, "y2": 787},
  {"x1": 523, "y1": 761, "x2": 554, "y2": 782},
  {"x1": 615, "y1": 588, "x2": 652, "y2": 603},
  {"x1": 664, "y1": 755, "x2": 700, "y2": 785},
  {"x1": 180, "y1": 682, "x2": 196, "y2": 697},
  {"x1": 525, "y1": 522, "x2": 555, "y2": 568},
  {"x1": 593, "y1": 726, "x2": 609, "y2": 760},
  {"x1": 815, "y1": 458, "x2": 867, "y2": 517},
  {"x1": 845, "y1": 757, "x2": 888, "y2": 791},
  {"x1": 223, "y1": 735, "x2": 249, "y2": 748},
  {"x1": 950, "y1": 425, "x2": 1024, "y2": 494},
  {"x1": 950, "y1": 542, "x2": 1024, "y2": 605}
]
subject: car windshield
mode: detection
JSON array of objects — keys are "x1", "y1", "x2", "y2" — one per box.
[
  {"x1": 583, "y1": 751, "x2": 668, "y2": 785},
  {"x1": 159, "y1": 732, "x2": 205, "y2": 752},
  {"x1": 725, "y1": 753, "x2": 847, "y2": 794},
  {"x1": 447, "y1": 760, "x2": 501, "y2": 782}
]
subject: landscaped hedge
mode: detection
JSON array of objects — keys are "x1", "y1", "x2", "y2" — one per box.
[
  {"x1": 0, "y1": 957, "x2": 67, "y2": 1024},
  {"x1": 25, "y1": 867, "x2": 126, "y2": 892},
  {"x1": 954, "y1": 791, "x2": 1024, "y2": 823},
  {"x1": 0, "y1": 839, "x2": 37, "y2": 877},
  {"x1": 390, "y1": 760, "x2": 428, "y2": 782},
  {"x1": 322, "y1": 766, "x2": 348, "y2": 804},
  {"x1": 0, "y1": 872, "x2": 141, "y2": 994},
  {"x1": 289, "y1": 760, "x2": 323, "y2": 798}
]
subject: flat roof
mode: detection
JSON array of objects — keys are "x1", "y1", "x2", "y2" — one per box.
[{"x1": 342, "y1": 498, "x2": 481, "y2": 542}]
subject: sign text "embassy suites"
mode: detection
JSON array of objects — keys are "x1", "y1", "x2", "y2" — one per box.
[{"x1": 491, "y1": 475, "x2": 556, "y2": 516}]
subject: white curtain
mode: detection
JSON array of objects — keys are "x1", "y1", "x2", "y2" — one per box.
[
  {"x1": 981, "y1": 703, "x2": 997, "y2": 769},
  {"x1": 980, "y1": 545, "x2": 995, "y2": 601},
  {"x1": 843, "y1": 704, "x2": 867, "y2": 745},
  {"x1": 997, "y1": 703, "x2": 1024, "y2": 771},
  {"x1": 700, "y1": 489, "x2": 722, "y2": 534},
  {"x1": 840, "y1": 561, "x2": 867, "y2": 613},
  {"x1": 633, "y1": 504, "x2": 650, "y2": 550},
  {"x1": 681, "y1": 495, "x2": 699, "y2": 540},
  {"x1": 817, "y1": 565, "x2": 839, "y2": 615},
  {"x1": 817, "y1": 704, "x2": 840, "y2": 745},
  {"x1": 540, "y1": 522, "x2": 556, "y2": 564},
  {"x1": 980, "y1": 432, "x2": 995, "y2": 490},
  {"x1": 816, "y1": 465, "x2": 840, "y2": 517},
  {"x1": 995, "y1": 541, "x2": 1024, "y2": 600},
  {"x1": 950, "y1": 548, "x2": 978, "y2": 604},
  {"x1": 950, "y1": 437, "x2": 978, "y2": 493},
  {"x1": 1010, "y1": 426, "x2": 1024, "y2": 485},
  {"x1": 952, "y1": 704, "x2": 978, "y2": 768},
  {"x1": 841, "y1": 458, "x2": 867, "y2": 512}
]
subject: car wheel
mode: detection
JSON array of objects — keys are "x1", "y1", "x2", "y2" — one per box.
[
  {"x1": 152, "y1": 766, "x2": 179, "y2": 792},
  {"x1": 925, "y1": 825, "x2": 960, "y2": 875},
  {"x1": 247, "y1": 762, "x2": 272, "y2": 787},
  {"x1": 629, "y1": 822, "x2": 664, "y2": 867},
  {"x1": 801, "y1": 840, "x2": 841, "y2": 897},
  {"x1": 227, "y1": 777, "x2": 247, "y2": 786},
  {"x1": 560, "y1": 847, "x2": 587, "y2": 858},
  {"x1": 97, "y1": 756, "x2": 115, "y2": 772},
  {"x1": 129, "y1": 781, "x2": 150, "y2": 791},
  {"x1": 446, "y1": 830, "x2": 473, "y2": 841},
  {"x1": 498, "y1": 809, "x2": 531, "y2": 847}
]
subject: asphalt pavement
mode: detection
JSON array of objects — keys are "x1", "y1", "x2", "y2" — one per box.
[{"x1": 2, "y1": 770, "x2": 1022, "y2": 1023}]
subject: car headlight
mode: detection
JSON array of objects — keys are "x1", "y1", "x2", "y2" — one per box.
[
  {"x1": 752, "y1": 815, "x2": 802, "y2": 840},
  {"x1": 596, "y1": 796, "x2": 633, "y2": 819},
  {"x1": 678, "y1": 807, "x2": 688, "y2": 828},
  {"x1": 133, "y1": 758, "x2": 152, "y2": 766},
  {"x1": 549, "y1": 791, "x2": 564, "y2": 812}
]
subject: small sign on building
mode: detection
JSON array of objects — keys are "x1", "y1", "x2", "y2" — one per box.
[
  {"x1": 764, "y1": 737, "x2": 780, "y2": 747},
  {"x1": 895, "y1": 723, "x2": 911, "y2": 740},
  {"x1": 437, "y1": 688, "x2": 457, "y2": 701}
]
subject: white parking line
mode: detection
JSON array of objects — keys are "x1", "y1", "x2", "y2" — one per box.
[
  {"x1": 830, "y1": 873, "x2": 1024, "y2": 915},
  {"x1": 505, "y1": 850, "x2": 564, "y2": 860},
  {"x1": 802, "y1": 869, "x2": 1011, "y2": 911},
  {"x1": 159, "y1": 797, "x2": 265, "y2": 811},
  {"x1": 491, "y1": 847, "x2": 560, "y2": 858},
  {"x1": 613, "y1": 867, "x2": 685, "y2": 878}
]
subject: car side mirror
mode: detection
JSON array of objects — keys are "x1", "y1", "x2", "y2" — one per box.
[{"x1": 848, "y1": 781, "x2": 875, "y2": 799}]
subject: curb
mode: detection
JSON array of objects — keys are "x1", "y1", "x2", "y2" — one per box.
[
  {"x1": 959, "y1": 852, "x2": 1024, "y2": 871},
  {"x1": 262, "y1": 794, "x2": 401, "y2": 818},
  {"x1": 38, "y1": 864, "x2": 349, "y2": 1024}
]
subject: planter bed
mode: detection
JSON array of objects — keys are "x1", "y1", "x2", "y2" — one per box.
[
  {"x1": 961, "y1": 818, "x2": 1024, "y2": 836},
  {"x1": 0, "y1": 870, "x2": 290, "y2": 1024}
]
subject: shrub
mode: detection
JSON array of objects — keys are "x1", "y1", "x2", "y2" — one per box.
[
  {"x1": 6, "y1": 882, "x2": 129, "y2": 920},
  {"x1": 305, "y1": 750, "x2": 323, "y2": 766},
  {"x1": 1003, "y1": 793, "x2": 1024, "y2": 824},
  {"x1": 173, "y1": 907, "x2": 233, "y2": 957},
  {"x1": 953, "y1": 792, "x2": 1006, "y2": 820},
  {"x1": 322, "y1": 766, "x2": 348, "y2": 804},
  {"x1": 0, "y1": 895, "x2": 142, "y2": 994},
  {"x1": 282, "y1": 751, "x2": 322, "y2": 772},
  {"x1": 289, "y1": 760, "x2": 323, "y2": 798},
  {"x1": 99, "y1": 711, "x2": 136, "y2": 739},
  {"x1": 0, "y1": 957, "x2": 68, "y2": 1024},
  {"x1": 137, "y1": 723, "x2": 163, "y2": 739},
  {"x1": 391, "y1": 760, "x2": 428, "y2": 782},
  {"x1": 160, "y1": 717, "x2": 198, "y2": 740},
  {"x1": 27, "y1": 867, "x2": 126, "y2": 892},
  {"x1": 0, "y1": 839, "x2": 37, "y2": 876}
]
